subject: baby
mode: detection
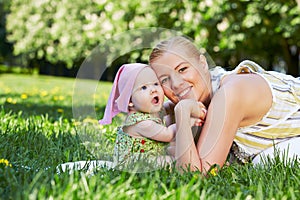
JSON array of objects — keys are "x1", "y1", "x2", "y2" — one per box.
[{"x1": 99, "y1": 63, "x2": 176, "y2": 169}]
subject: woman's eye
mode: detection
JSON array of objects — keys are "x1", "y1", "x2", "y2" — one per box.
[
  {"x1": 160, "y1": 77, "x2": 169, "y2": 84},
  {"x1": 141, "y1": 85, "x2": 147, "y2": 90},
  {"x1": 178, "y1": 66, "x2": 188, "y2": 73}
]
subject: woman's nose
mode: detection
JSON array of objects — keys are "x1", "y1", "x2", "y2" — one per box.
[{"x1": 171, "y1": 73, "x2": 184, "y2": 90}]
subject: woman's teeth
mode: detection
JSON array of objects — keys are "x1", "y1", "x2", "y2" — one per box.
[{"x1": 178, "y1": 88, "x2": 190, "y2": 98}]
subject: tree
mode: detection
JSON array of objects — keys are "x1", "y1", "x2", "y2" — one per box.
[
  {"x1": 0, "y1": 0, "x2": 13, "y2": 65},
  {"x1": 6, "y1": 0, "x2": 300, "y2": 76},
  {"x1": 183, "y1": 0, "x2": 300, "y2": 75}
]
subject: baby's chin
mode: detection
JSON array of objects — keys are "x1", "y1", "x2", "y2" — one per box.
[{"x1": 149, "y1": 105, "x2": 163, "y2": 114}]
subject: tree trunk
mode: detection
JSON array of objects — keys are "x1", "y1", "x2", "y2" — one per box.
[{"x1": 282, "y1": 39, "x2": 299, "y2": 77}]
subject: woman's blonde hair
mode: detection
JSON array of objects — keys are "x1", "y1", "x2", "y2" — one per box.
[{"x1": 149, "y1": 36, "x2": 200, "y2": 64}]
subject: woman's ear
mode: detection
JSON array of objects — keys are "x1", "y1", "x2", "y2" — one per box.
[{"x1": 199, "y1": 55, "x2": 209, "y2": 71}]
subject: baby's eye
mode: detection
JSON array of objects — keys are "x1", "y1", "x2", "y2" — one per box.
[
  {"x1": 141, "y1": 85, "x2": 147, "y2": 90},
  {"x1": 154, "y1": 82, "x2": 160, "y2": 86}
]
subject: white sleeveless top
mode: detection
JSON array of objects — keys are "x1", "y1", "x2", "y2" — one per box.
[{"x1": 210, "y1": 60, "x2": 300, "y2": 163}]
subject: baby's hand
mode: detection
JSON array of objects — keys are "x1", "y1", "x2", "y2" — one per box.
[
  {"x1": 191, "y1": 102, "x2": 207, "y2": 126},
  {"x1": 174, "y1": 99, "x2": 207, "y2": 126}
]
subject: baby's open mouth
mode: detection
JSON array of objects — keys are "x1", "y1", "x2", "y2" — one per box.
[{"x1": 152, "y1": 96, "x2": 159, "y2": 104}]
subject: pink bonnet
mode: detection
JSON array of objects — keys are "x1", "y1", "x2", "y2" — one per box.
[{"x1": 99, "y1": 63, "x2": 148, "y2": 125}]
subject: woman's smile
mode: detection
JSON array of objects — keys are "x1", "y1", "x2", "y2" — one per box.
[{"x1": 176, "y1": 86, "x2": 192, "y2": 99}]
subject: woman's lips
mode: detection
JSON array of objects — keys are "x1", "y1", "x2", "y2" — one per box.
[{"x1": 177, "y1": 87, "x2": 192, "y2": 99}]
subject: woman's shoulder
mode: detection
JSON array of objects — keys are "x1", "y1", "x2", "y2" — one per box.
[
  {"x1": 233, "y1": 60, "x2": 265, "y2": 74},
  {"x1": 215, "y1": 66, "x2": 273, "y2": 127}
]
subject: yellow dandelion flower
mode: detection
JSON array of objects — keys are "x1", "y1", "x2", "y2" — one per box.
[
  {"x1": 0, "y1": 158, "x2": 12, "y2": 167},
  {"x1": 57, "y1": 108, "x2": 64, "y2": 113},
  {"x1": 6, "y1": 97, "x2": 17, "y2": 104},
  {"x1": 6, "y1": 97, "x2": 13, "y2": 103},
  {"x1": 40, "y1": 91, "x2": 48, "y2": 97},
  {"x1": 21, "y1": 93, "x2": 28, "y2": 99},
  {"x1": 210, "y1": 167, "x2": 218, "y2": 176},
  {"x1": 83, "y1": 117, "x2": 98, "y2": 124},
  {"x1": 58, "y1": 95, "x2": 65, "y2": 101}
]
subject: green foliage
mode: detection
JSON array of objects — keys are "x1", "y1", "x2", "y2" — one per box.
[
  {"x1": 6, "y1": 0, "x2": 155, "y2": 68},
  {"x1": 5, "y1": 0, "x2": 300, "y2": 75}
]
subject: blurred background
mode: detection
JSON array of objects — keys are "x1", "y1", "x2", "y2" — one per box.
[{"x1": 0, "y1": 0, "x2": 299, "y2": 80}]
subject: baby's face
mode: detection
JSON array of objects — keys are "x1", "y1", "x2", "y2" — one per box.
[{"x1": 131, "y1": 67, "x2": 164, "y2": 114}]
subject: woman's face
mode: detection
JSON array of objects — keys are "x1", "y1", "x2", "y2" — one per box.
[{"x1": 151, "y1": 52, "x2": 211, "y2": 105}]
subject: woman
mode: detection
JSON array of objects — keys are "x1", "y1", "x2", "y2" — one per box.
[{"x1": 149, "y1": 36, "x2": 300, "y2": 173}]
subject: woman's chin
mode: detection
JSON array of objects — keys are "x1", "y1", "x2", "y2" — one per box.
[{"x1": 179, "y1": 93, "x2": 197, "y2": 101}]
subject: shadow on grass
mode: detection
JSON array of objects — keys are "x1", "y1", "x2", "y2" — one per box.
[{"x1": 1, "y1": 101, "x2": 106, "y2": 121}]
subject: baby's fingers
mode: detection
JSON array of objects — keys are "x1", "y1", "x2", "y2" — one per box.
[
  {"x1": 199, "y1": 107, "x2": 207, "y2": 121},
  {"x1": 193, "y1": 118, "x2": 204, "y2": 127}
]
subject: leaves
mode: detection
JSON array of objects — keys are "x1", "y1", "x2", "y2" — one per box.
[{"x1": 5, "y1": 0, "x2": 300, "y2": 74}]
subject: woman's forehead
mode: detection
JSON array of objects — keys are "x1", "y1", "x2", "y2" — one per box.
[
  {"x1": 153, "y1": 51, "x2": 194, "y2": 65},
  {"x1": 151, "y1": 53, "x2": 198, "y2": 75}
]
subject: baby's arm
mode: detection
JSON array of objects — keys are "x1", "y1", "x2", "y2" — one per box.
[{"x1": 132, "y1": 120, "x2": 176, "y2": 142}]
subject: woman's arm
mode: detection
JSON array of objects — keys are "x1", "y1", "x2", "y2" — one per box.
[
  {"x1": 196, "y1": 86, "x2": 243, "y2": 172},
  {"x1": 198, "y1": 74, "x2": 272, "y2": 172},
  {"x1": 174, "y1": 74, "x2": 272, "y2": 173},
  {"x1": 173, "y1": 99, "x2": 206, "y2": 171}
]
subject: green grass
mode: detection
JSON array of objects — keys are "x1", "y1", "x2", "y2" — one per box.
[{"x1": 0, "y1": 73, "x2": 300, "y2": 199}]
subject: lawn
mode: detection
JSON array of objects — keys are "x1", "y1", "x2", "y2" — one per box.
[{"x1": 0, "y1": 73, "x2": 299, "y2": 199}]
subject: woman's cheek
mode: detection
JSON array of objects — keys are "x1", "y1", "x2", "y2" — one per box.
[{"x1": 163, "y1": 87, "x2": 179, "y2": 104}]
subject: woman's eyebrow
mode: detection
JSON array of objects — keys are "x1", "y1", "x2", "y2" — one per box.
[
  {"x1": 157, "y1": 62, "x2": 189, "y2": 79},
  {"x1": 158, "y1": 74, "x2": 167, "y2": 79}
]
